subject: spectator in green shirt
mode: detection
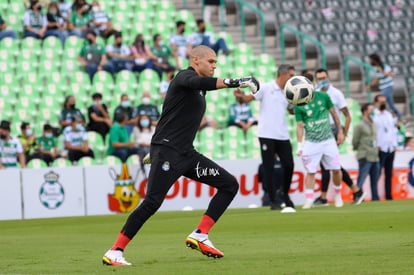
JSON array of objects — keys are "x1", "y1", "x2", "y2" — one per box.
[
  {"x1": 68, "y1": 0, "x2": 90, "y2": 38},
  {"x1": 78, "y1": 30, "x2": 114, "y2": 82},
  {"x1": 151, "y1": 33, "x2": 178, "y2": 79},
  {"x1": 59, "y1": 95, "x2": 86, "y2": 131},
  {"x1": 34, "y1": 123, "x2": 58, "y2": 165},
  {"x1": 107, "y1": 111, "x2": 139, "y2": 163}
]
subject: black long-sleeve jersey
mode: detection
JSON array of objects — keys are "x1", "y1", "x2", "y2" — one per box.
[{"x1": 151, "y1": 67, "x2": 218, "y2": 153}]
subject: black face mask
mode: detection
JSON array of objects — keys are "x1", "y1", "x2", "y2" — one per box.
[
  {"x1": 116, "y1": 42, "x2": 122, "y2": 47},
  {"x1": 69, "y1": 104, "x2": 76, "y2": 109},
  {"x1": 87, "y1": 38, "x2": 93, "y2": 44},
  {"x1": 0, "y1": 134, "x2": 6, "y2": 140},
  {"x1": 179, "y1": 29, "x2": 185, "y2": 34},
  {"x1": 379, "y1": 103, "x2": 386, "y2": 111},
  {"x1": 200, "y1": 27, "x2": 206, "y2": 33}
]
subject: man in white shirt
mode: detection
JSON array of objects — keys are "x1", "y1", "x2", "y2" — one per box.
[
  {"x1": 235, "y1": 64, "x2": 296, "y2": 210},
  {"x1": 312, "y1": 69, "x2": 365, "y2": 205},
  {"x1": 106, "y1": 32, "x2": 134, "y2": 73},
  {"x1": 63, "y1": 116, "x2": 95, "y2": 163},
  {"x1": 373, "y1": 94, "x2": 398, "y2": 200},
  {"x1": 170, "y1": 21, "x2": 191, "y2": 65}
]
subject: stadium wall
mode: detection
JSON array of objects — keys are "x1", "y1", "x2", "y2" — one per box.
[{"x1": 1, "y1": 152, "x2": 413, "y2": 221}]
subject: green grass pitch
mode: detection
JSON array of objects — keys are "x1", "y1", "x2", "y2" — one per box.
[{"x1": 1, "y1": 200, "x2": 413, "y2": 275}]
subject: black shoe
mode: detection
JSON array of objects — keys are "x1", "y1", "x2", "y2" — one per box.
[
  {"x1": 353, "y1": 190, "x2": 366, "y2": 205},
  {"x1": 313, "y1": 196, "x2": 329, "y2": 206},
  {"x1": 270, "y1": 202, "x2": 283, "y2": 210},
  {"x1": 283, "y1": 195, "x2": 295, "y2": 209}
]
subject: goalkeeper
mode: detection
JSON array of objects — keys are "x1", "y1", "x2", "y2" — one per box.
[{"x1": 102, "y1": 45, "x2": 259, "y2": 266}]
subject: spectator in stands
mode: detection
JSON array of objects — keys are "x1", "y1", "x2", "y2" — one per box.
[
  {"x1": 0, "y1": 14, "x2": 17, "y2": 40},
  {"x1": 107, "y1": 111, "x2": 139, "y2": 163},
  {"x1": 132, "y1": 114, "x2": 155, "y2": 160},
  {"x1": 45, "y1": 1, "x2": 68, "y2": 46},
  {"x1": 199, "y1": 115, "x2": 217, "y2": 130},
  {"x1": 35, "y1": 123, "x2": 59, "y2": 166},
  {"x1": 63, "y1": 115, "x2": 94, "y2": 163},
  {"x1": 89, "y1": 0, "x2": 117, "y2": 39},
  {"x1": 113, "y1": 94, "x2": 137, "y2": 136},
  {"x1": 23, "y1": 0, "x2": 47, "y2": 40},
  {"x1": 59, "y1": 95, "x2": 86, "y2": 131},
  {"x1": 151, "y1": 33, "x2": 178, "y2": 79},
  {"x1": 170, "y1": 20, "x2": 191, "y2": 67},
  {"x1": 0, "y1": 120, "x2": 26, "y2": 169},
  {"x1": 373, "y1": 94, "x2": 398, "y2": 200},
  {"x1": 368, "y1": 53, "x2": 403, "y2": 121},
  {"x1": 352, "y1": 103, "x2": 380, "y2": 201},
  {"x1": 71, "y1": 0, "x2": 91, "y2": 12},
  {"x1": 130, "y1": 33, "x2": 157, "y2": 73},
  {"x1": 188, "y1": 18, "x2": 230, "y2": 55},
  {"x1": 159, "y1": 67, "x2": 175, "y2": 100},
  {"x1": 78, "y1": 30, "x2": 114, "y2": 82},
  {"x1": 57, "y1": 0, "x2": 72, "y2": 23},
  {"x1": 106, "y1": 32, "x2": 134, "y2": 73},
  {"x1": 228, "y1": 89, "x2": 257, "y2": 133},
  {"x1": 203, "y1": 0, "x2": 227, "y2": 26},
  {"x1": 18, "y1": 122, "x2": 38, "y2": 163},
  {"x1": 68, "y1": 1, "x2": 90, "y2": 38},
  {"x1": 87, "y1": 92, "x2": 112, "y2": 141},
  {"x1": 136, "y1": 91, "x2": 160, "y2": 126}
]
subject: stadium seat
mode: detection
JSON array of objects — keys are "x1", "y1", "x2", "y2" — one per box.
[
  {"x1": 102, "y1": 155, "x2": 123, "y2": 165},
  {"x1": 52, "y1": 157, "x2": 72, "y2": 167},
  {"x1": 77, "y1": 156, "x2": 97, "y2": 167},
  {"x1": 126, "y1": 154, "x2": 141, "y2": 165},
  {"x1": 27, "y1": 158, "x2": 48, "y2": 169},
  {"x1": 92, "y1": 71, "x2": 114, "y2": 98},
  {"x1": 0, "y1": 37, "x2": 20, "y2": 58},
  {"x1": 87, "y1": 131, "x2": 106, "y2": 159}
]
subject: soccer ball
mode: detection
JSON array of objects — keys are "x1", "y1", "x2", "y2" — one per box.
[{"x1": 283, "y1": 76, "x2": 314, "y2": 106}]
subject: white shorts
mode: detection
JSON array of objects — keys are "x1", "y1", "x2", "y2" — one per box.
[{"x1": 301, "y1": 138, "x2": 341, "y2": 173}]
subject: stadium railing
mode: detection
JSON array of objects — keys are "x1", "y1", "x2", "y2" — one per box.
[
  {"x1": 343, "y1": 56, "x2": 374, "y2": 100},
  {"x1": 279, "y1": 24, "x2": 327, "y2": 70}
]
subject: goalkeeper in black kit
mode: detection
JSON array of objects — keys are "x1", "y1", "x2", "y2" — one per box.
[{"x1": 102, "y1": 45, "x2": 260, "y2": 266}]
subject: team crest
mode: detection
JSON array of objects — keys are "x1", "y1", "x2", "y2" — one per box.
[
  {"x1": 162, "y1": 161, "x2": 170, "y2": 171},
  {"x1": 39, "y1": 171, "x2": 64, "y2": 209},
  {"x1": 262, "y1": 144, "x2": 268, "y2": 151}
]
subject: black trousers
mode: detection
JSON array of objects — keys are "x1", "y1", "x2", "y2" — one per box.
[
  {"x1": 258, "y1": 138, "x2": 294, "y2": 203},
  {"x1": 121, "y1": 145, "x2": 239, "y2": 239},
  {"x1": 379, "y1": 151, "x2": 395, "y2": 200},
  {"x1": 68, "y1": 149, "x2": 95, "y2": 163},
  {"x1": 320, "y1": 164, "x2": 354, "y2": 192}
]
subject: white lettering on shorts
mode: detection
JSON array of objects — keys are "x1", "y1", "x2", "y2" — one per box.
[{"x1": 195, "y1": 161, "x2": 220, "y2": 178}]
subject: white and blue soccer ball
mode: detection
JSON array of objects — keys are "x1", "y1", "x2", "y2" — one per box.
[{"x1": 283, "y1": 75, "x2": 314, "y2": 106}]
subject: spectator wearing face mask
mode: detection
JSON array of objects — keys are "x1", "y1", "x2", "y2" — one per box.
[
  {"x1": 45, "y1": 1, "x2": 68, "y2": 46},
  {"x1": 23, "y1": 0, "x2": 47, "y2": 40},
  {"x1": 0, "y1": 120, "x2": 26, "y2": 169},
  {"x1": 78, "y1": 30, "x2": 114, "y2": 82},
  {"x1": 59, "y1": 95, "x2": 86, "y2": 132},
  {"x1": 136, "y1": 92, "x2": 160, "y2": 126},
  {"x1": 87, "y1": 92, "x2": 112, "y2": 141},
  {"x1": 56, "y1": 0, "x2": 72, "y2": 23},
  {"x1": 63, "y1": 115, "x2": 95, "y2": 163},
  {"x1": 150, "y1": 33, "x2": 178, "y2": 79},
  {"x1": 113, "y1": 94, "x2": 138, "y2": 136},
  {"x1": 169, "y1": 21, "x2": 191, "y2": 67},
  {"x1": 34, "y1": 123, "x2": 59, "y2": 166},
  {"x1": 106, "y1": 32, "x2": 134, "y2": 73},
  {"x1": 130, "y1": 33, "x2": 157, "y2": 73},
  {"x1": 133, "y1": 114, "x2": 155, "y2": 160},
  {"x1": 68, "y1": 0, "x2": 90, "y2": 38},
  {"x1": 188, "y1": 18, "x2": 230, "y2": 55},
  {"x1": 89, "y1": 0, "x2": 118, "y2": 39},
  {"x1": 18, "y1": 122, "x2": 38, "y2": 163}
]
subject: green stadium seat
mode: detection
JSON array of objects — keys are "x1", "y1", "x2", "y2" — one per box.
[
  {"x1": 77, "y1": 156, "x2": 97, "y2": 166},
  {"x1": 0, "y1": 37, "x2": 20, "y2": 58},
  {"x1": 233, "y1": 43, "x2": 254, "y2": 58},
  {"x1": 102, "y1": 155, "x2": 123, "y2": 165},
  {"x1": 65, "y1": 35, "x2": 83, "y2": 49},
  {"x1": 27, "y1": 158, "x2": 48, "y2": 169},
  {"x1": 126, "y1": 154, "x2": 141, "y2": 165},
  {"x1": 0, "y1": 72, "x2": 19, "y2": 93},
  {"x1": 52, "y1": 157, "x2": 72, "y2": 167},
  {"x1": 92, "y1": 71, "x2": 114, "y2": 98},
  {"x1": 136, "y1": 0, "x2": 155, "y2": 12},
  {"x1": 7, "y1": 2, "x2": 25, "y2": 16},
  {"x1": 176, "y1": 10, "x2": 196, "y2": 31},
  {"x1": 87, "y1": 131, "x2": 106, "y2": 159}
]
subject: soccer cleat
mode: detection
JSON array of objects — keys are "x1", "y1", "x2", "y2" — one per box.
[
  {"x1": 353, "y1": 190, "x2": 366, "y2": 205},
  {"x1": 313, "y1": 196, "x2": 329, "y2": 206},
  {"x1": 102, "y1": 249, "x2": 132, "y2": 266},
  {"x1": 334, "y1": 194, "x2": 344, "y2": 208},
  {"x1": 302, "y1": 198, "x2": 313, "y2": 209},
  {"x1": 185, "y1": 231, "x2": 224, "y2": 258}
]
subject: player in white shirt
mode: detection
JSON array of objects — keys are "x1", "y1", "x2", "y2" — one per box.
[
  {"x1": 235, "y1": 64, "x2": 296, "y2": 210},
  {"x1": 373, "y1": 94, "x2": 398, "y2": 200},
  {"x1": 312, "y1": 69, "x2": 365, "y2": 205},
  {"x1": 169, "y1": 20, "x2": 191, "y2": 68}
]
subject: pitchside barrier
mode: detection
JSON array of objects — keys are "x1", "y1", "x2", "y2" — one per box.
[{"x1": 1, "y1": 152, "x2": 413, "y2": 220}]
